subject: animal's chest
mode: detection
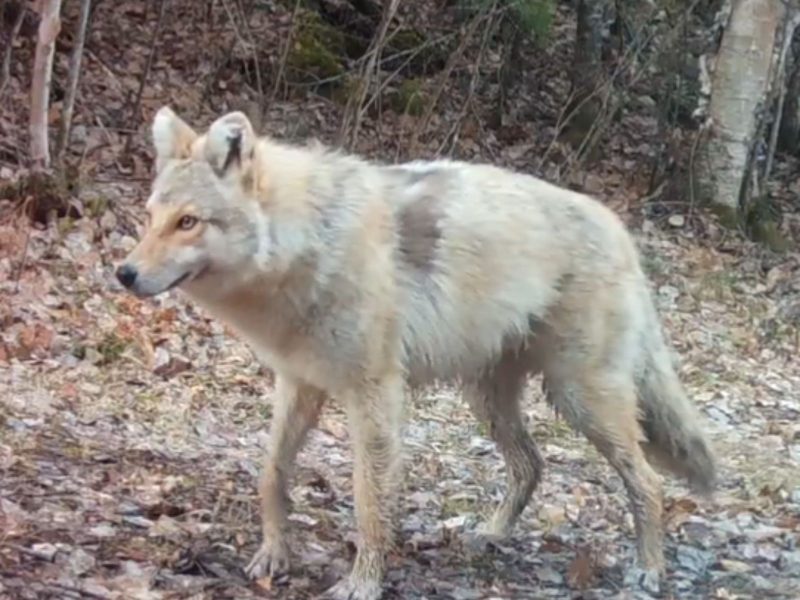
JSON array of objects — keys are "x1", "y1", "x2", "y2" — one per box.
[{"x1": 189, "y1": 292, "x2": 354, "y2": 391}]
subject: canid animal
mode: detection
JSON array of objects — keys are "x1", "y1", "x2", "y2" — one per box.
[{"x1": 116, "y1": 106, "x2": 717, "y2": 599}]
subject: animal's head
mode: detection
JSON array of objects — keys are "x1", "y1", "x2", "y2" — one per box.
[{"x1": 115, "y1": 106, "x2": 264, "y2": 297}]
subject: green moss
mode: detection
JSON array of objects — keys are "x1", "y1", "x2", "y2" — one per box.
[
  {"x1": 330, "y1": 75, "x2": 362, "y2": 106},
  {"x1": 640, "y1": 253, "x2": 666, "y2": 279},
  {"x1": 57, "y1": 215, "x2": 77, "y2": 236},
  {"x1": 287, "y1": 12, "x2": 347, "y2": 82},
  {"x1": 744, "y1": 197, "x2": 792, "y2": 252},
  {"x1": 440, "y1": 495, "x2": 476, "y2": 518},
  {"x1": 96, "y1": 331, "x2": 128, "y2": 365},
  {"x1": 751, "y1": 220, "x2": 792, "y2": 252},
  {"x1": 710, "y1": 202, "x2": 741, "y2": 230},
  {"x1": 390, "y1": 78, "x2": 426, "y2": 116},
  {"x1": 391, "y1": 29, "x2": 425, "y2": 52},
  {"x1": 513, "y1": 0, "x2": 555, "y2": 42},
  {"x1": 84, "y1": 195, "x2": 109, "y2": 219}
]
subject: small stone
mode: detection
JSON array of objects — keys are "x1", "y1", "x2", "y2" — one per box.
[
  {"x1": 676, "y1": 545, "x2": 712, "y2": 575},
  {"x1": 30, "y1": 543, "x2": 58, "y2": 561},
  {"x1": 668, "y1": 214, "x2": 685, "y2": 227},
  {"x1": 718, "y1": 558, "x2": 752, "y2": 573},
  {"x1": 538, "y1": 505, "x2": 566, "y2": 527},
  {"x1": 87, "y1": 523, "x2": 116, "y2": 538},
  {"x1": 68, "y1": 548, "x2": 95, "y2": 576},
  {"x1": 468, "y1": 436, "x2": 494, "y2": 456},
  {"x1": 537, "y1": 566, "x2": 564, "y2": 585},
  {"x1": 120, "y1": 235, "x2": 137, "y2": 252},
  {"x1": 100, "y1": 209, "x2": 117, "y2": 232},
  {"x1": 122, "y1": 515, "x2": 154, "y2": 529},
  {"x1": 441, "y1": 515, "x2": 468, "y2": 531}
]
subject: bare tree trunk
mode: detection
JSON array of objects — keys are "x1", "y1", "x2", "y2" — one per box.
[
  {"x1": 779, "y1": 30, "x2": 800, "y2": 154},
  {"x1": 764, "y1": 11, "x2": 800, "y2": 182},
  {"x1": 123, "y1": 0, "x2": 167, "y2": 157},
  {"x1": 55, "y1": 0, "x2": 92, "y2": 165},
  {"x1": 29, "y1": 0, "x2": 63, "y2": 171},
  {"x1": 563, "y1": 0, "x2": 611, "y2": 146},
  {"x1": 0, "y1": 2, "x2": 27, "y2": 100},
  {"x1": 695, "y1": 0, "x2": 782, "y2": 225}
]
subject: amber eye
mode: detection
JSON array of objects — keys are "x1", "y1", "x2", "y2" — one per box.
[{"x1": 177, "y1": 215, "x2": 198, "y2": 231}]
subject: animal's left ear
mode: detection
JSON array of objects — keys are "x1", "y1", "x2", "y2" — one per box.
[
  {"x1": 151, "y1": 106, "x2": 199, "y2": 174},
  {"x1": 204, "y1": 111, "x2": 256, "y2": 178}
]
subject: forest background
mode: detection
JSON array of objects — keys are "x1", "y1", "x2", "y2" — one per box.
[{"x1": 1, "y1": 0, "x2": 800, "y2": 598}]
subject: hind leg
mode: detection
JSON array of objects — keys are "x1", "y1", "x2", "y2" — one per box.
[
  {"x1": 464, "y1": 352, "x2": 544, "y2": 541},
  {"x1": 547, "y1": 371, "x2": 664, "y2": 589}
]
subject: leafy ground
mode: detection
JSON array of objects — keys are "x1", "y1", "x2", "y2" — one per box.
[
  {"x1": 2, "y1": 193, "x2": 800, "y2": 600},
  {"x1": 2, "y1": 1, "x2": 800, "y2": 599}
]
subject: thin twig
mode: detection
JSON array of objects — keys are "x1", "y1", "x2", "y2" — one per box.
[
  {"x1": 55, "y1": 0, "x2": 93, "y2": 165},
  {"x1": 338, "y1": 0, "x2": 401, "y2": 149},
  {"x1": 764, "y1": 13, "x2": 800, "y2": 183},
  {"x1": 271, "y1": 0, "x2": 302, "y2": 102},
  {"x1": 123, "y1": 0, "x2": 168, "y2": 155},
  {"x1": 408, "y1": 6, "x2": 492, "y2": 157},
  {"x1": 688, "y1": 119, "x2": 709, "y2": 222},
  {"x1": 0, "y1": 3, "x2": 27, "y2": 100},
  {"x1": 288, "y1": 30, "x2": 457, "y2": 92},
  {"x1": 220, "y1": 0, "x2": 264, "y2": 116},
  {"x1": 437, "y1": 3, "x2": 498, "y2": 157},
  {"x1": 359, "y1": 30, "x2": 454, "y2": 119},
  {"x1": 14, "y1": 199, "x2": 33, "y2": 292},
  {"x1": 560, "y1": 0, "x2": 705, "y2": 181}
]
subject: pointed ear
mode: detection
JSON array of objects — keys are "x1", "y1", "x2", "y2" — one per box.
[
  {"x1": 152, "y1": 106, "x2": 198, "y2": 173},
  {"x1": 204, "y1": 111, "x2": 257, "y2": 178}
]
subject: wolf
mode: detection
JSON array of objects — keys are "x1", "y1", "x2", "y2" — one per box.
[{"x1": 115, "y1": 106, "x2": 718, "y2": 599}]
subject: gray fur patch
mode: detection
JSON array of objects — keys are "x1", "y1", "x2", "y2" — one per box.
[{"x1": 397, "y1": 192, "x2": 443, "y2": 273}]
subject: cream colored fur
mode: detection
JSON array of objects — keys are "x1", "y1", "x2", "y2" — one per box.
[{"x1": 118, "y1": 106, "x2": 718, "y2": 600}]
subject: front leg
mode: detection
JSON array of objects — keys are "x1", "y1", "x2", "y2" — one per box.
[
  {"x1": 324, "y1": 375, "x2": 404, "y2": 600},
  {"x1": 246, "y1": 376, "x2": 327, "y2": 580}
]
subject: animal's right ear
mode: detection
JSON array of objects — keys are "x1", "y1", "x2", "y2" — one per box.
[
  {"x1": 151, "y1": 106, "x2": 199, "y2": 174},
  {"x1": 204, "y1": 111, "x2": 257, "y2": 179}
]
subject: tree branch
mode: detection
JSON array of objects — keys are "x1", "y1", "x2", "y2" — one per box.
[
  {"x1": 0, "y1": 2, "x2": 27, "y2": 101},
  {"x1": 55, "y1": 0, "x2": 93, "y2": 165}
]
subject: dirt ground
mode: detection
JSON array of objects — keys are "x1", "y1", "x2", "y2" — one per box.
[{"x1": 2, "y1": 179, "x2": 800, "y2": 599}]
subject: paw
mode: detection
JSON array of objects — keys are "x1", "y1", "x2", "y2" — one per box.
[
  {"x1": 244, "y1": 537, "x2": 290, "y2": 580},
  {"x1": 623, "y1": 567, "x2": 662, "y2": 597},
  {"x1": 319, "y1": 576, "x2": 383, "y2": 600}
]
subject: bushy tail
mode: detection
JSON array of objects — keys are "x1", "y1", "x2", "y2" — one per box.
[{"x1": 637, "y1": 323, "x2": 718, "y2": 495}]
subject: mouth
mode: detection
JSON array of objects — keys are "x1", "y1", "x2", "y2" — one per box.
[
  {"x1": 165, "y1": 264, "x2": 210, "y2": 292},
  {"x1": 163, "y1": 270, "x2": 193, "y2": 292}
]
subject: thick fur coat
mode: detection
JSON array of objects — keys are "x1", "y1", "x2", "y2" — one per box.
[{"x1": 116, "y1": 107, "x2": 718, "y2": 600}]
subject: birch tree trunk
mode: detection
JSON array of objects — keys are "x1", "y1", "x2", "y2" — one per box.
[
  {"x1": 695, "y1": 0, "x2": 782, "y2": 225},
  {"x1": 29, "y1": 0, "x2": 63, "y2": 171}
]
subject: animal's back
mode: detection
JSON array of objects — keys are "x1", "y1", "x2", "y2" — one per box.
[{"x1": 380, "y1": 159, "x2": 640, "y2": 383}]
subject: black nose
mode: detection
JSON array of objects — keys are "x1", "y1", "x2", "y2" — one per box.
[{"x1": 116, "y1": 264, "x2": 138, "y2": 288}]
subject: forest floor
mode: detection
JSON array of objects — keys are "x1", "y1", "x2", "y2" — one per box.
[
  {"x1": 2, "y1": 1, "x2": 800, "y2": 599},
  {"x1": 2, "y1": 193, "x2": 800, "y2": 600}
]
